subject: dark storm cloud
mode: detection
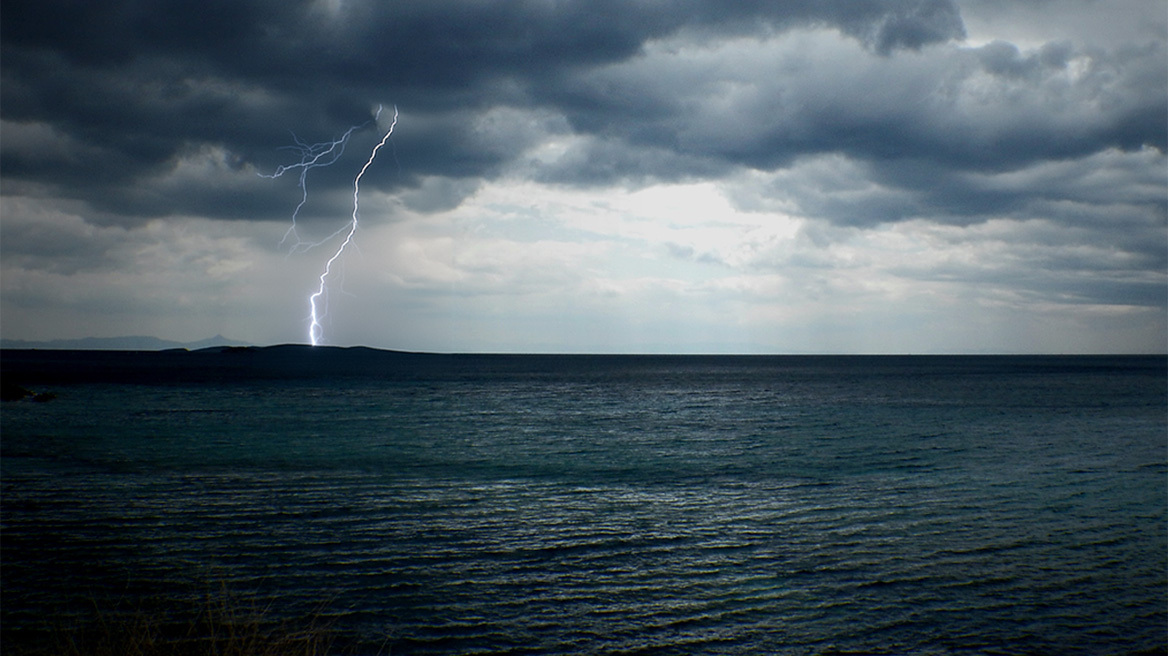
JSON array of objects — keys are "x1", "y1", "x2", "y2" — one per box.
[
  {"x1": 1, "y1": 0, "x2": 968, "y2": 224},
  {"x1": 547, "y1": 34, "x2": 1165, "y2": 184},
  {"x1": 5, "y1": 0, "x2": 966, "y2": 84}
]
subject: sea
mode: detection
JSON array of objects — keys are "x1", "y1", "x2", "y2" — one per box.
[{"x1": 1, "y1": 348, "x2": 1165, "y2": 655}]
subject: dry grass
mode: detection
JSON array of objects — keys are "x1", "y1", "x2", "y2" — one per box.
[{"x1": 3, "y1": 587, "x2": 356, "y2": 656}]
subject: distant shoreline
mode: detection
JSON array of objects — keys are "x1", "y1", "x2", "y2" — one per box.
[{"x1": 0, "y1": 334, "x2": 249, "y2": 351}]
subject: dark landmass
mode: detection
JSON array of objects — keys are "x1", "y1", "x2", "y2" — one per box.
[{"x1": 0, "y1": 334, "x2": 248, "y2": 351}]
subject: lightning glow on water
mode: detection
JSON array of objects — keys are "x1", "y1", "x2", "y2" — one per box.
[{"x1": 262, "y1": 105, "x2": 398, "y2": 345}]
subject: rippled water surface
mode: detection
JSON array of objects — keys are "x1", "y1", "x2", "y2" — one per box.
[{"x1": 2, "y1": 353, "x2": 1165, "y2": 654}]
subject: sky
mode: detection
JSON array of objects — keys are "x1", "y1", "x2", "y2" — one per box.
[{"x1": 1, "y1": 0, "x2": 1165, "y2": 353}]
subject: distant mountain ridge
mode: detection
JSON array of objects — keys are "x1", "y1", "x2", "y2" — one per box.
[{"x1": 0, "y1": 334, "x2": 250, "y2": 350}]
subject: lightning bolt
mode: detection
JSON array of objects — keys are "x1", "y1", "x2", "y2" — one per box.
[
  {"x1": 259, "y1": 120, "x2": 367, "y2": 254},
  {"x1": 262, "y1": 105, "x2": 398, "y2": 346},
  {"x1": 308, "y1": 105, "x2": 398, "y2": 346}
]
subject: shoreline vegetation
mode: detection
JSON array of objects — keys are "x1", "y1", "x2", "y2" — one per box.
[
  {"x1": 0, "y1": 381, "x2": 55, "y2": 402},
  {"x1": 1, "y1": 587, "x2": 384, "y2": 656}
]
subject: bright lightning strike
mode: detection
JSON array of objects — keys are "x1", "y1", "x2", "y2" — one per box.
[
  {"x1": 262, "y1": 105, "x2": 398, "y2": 346},
  {"x1": 308, "y1": 105, "x2": 398, "y2": 346}
]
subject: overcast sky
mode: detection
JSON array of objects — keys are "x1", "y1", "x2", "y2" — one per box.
[{"x1": 2, "y1": 0, "x2": 1165, "y2": 353}]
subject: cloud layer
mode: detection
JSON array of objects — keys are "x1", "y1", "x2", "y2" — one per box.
[{"x1": 2, "y1": 0, "x2": 1164, "y2": 352}]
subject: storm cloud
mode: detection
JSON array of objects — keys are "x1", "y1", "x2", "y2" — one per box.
[{"x1": 1, "y1": 0, "x2": 1164, "y2": 352}]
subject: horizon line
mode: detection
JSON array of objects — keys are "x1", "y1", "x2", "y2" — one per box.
[{"x1": 1, "y1": 341, "x2": 1164, "y2": 358}]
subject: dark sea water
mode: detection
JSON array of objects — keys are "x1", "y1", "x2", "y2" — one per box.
[{"x1": 2, "y1": 350, "x2": 1165, "y2": 655}]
